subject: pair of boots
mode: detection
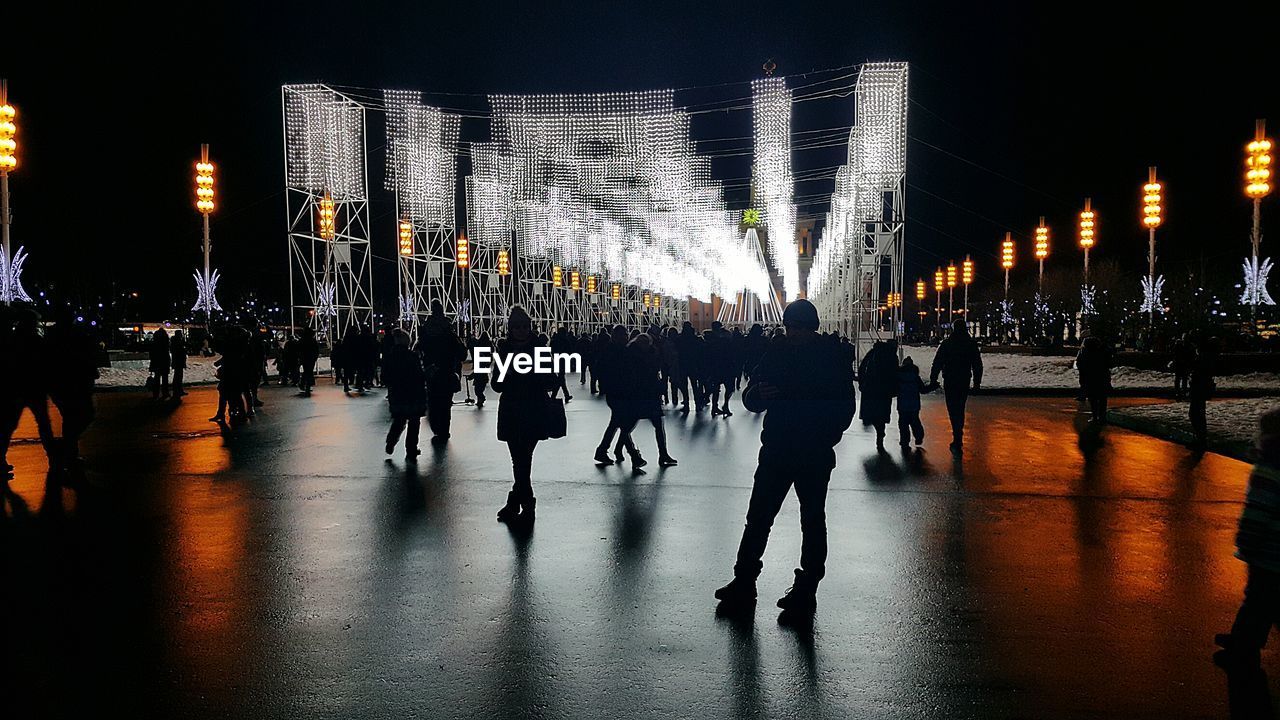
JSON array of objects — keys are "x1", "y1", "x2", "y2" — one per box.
[
  {"x1": 595, "y1": 444, "x2": 646, "y2": 468},
  {"x1": 715, "y1": 569, "x2": 819, "y2": 617},
  {"x1": 496, "y1": 492, "x2": 536, "y2": 524}
]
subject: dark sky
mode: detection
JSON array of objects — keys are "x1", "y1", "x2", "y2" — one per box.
[{"x1": 8, "y1": 0, "x2": 1279, "y2": 316}]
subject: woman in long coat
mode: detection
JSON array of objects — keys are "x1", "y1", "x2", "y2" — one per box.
[
  {"x1": 857, "y1": 340, "x2": 898, "y2": 448},
  {"x1": 492, "y1": 306, "x2": 558, "y2": 523},
  {"x1": 383, "y1": 330, "x2": 427, "y2": 459},
  {"x1": 148, "y1": 329, "x2": 172, "y2": 400}
]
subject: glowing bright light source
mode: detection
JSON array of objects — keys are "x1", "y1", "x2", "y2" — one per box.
[
  {"x1": 611, "y1": 283, "x2": 621, "y2": 300},
  {"x1": 643, "y1": 291, "x2": 651, "y2": 307},
  {"x1": 1034, "y1": 219, "x2": 1049, "y2": 260},
  {"x1": 455, "y1": 235, "x2": 469, "y2": 269},
  {"x1": 587, "y1": 275, "x2": 597, "y2": 294},
  {"x1": 962, "y1": 258, "x2": 973, "y2": 285},
  {"x1": 1143, "y1": 169, "x2": 1163, "y2": 228},
  {"x1": 398, "y1": 220, "x2": 413, "y2": 256},
  {"x1": 384, "y1": 90, "x2": 461, "y2": 226},
  {"x1": 1247, "y1": 122, "x2": 1273, "y2": 199},
  {"x1": 497, "y1": 248, "x2": 510, "y2": 276},
  {"x1": 1079, "y1": 199, "x2": 1095, "y2": 249},
  {"x1": 915, "y1": 279, "x2": 926, "y2": 300},
  {"x1": 317, "y1": 193, "x2": 336, "y2": 240},
  {"x1": 195, "y1": 160, "x2": 215, "y2": 214},
  {"x1": 946, "y1": 264, "x2": 957, "y2": 288},
  {"x1": 552, "y1": 265, "x2": 563, "y2": 288},
  {"x1": 1002, "y1": 233, "x2": 1015, "y2": 270},
  {"x1": 753, "y1": 78, "x2": 799, "y2": 301},
  {"x1": 570, "y1": 269, "x2": 580, "y2": 291},
  {"x1": 934, "y1": 268, "x2": 944, "y2": 293},
  {"x1": 0, "y1": 101, "x2": 16, "y2": 171}
]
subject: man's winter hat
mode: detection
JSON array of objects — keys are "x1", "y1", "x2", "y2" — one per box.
[
  {"x1": 782, "y1": 299, "x2": 820, "y2": 330},
  {"x1": 508, "y1": 305, "x2": 532, "y2": 329}
]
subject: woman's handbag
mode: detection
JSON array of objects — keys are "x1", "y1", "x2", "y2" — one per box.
[{"x1": 543, "y1": 394, "x2": 567, "y2": 439}]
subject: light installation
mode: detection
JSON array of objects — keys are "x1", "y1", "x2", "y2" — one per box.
[
  {"x1": 1034, "y1": 217, "x2": 1049, "y2": 290},
  {"x1": 946, "y1": 263, "x2": 957, "y2": 317},
  {"x1": 384, "y1": 90, "x2": 462, "y2": 335},
  {"x1": 586, "y1": 275, "x2": 597, "y2": 294},
  {"x1": 570, "y1": 269, "x2": 580, "y2": 292},
  {"x1": 933, "y1": 267, "x2": 944, "y2": 326},
  {"x1": 455, "y1": 235, "x2": 469, "y2": 269},
  {"x1": 752, "y1": 78, "x2": 799, "y2": 301},
  {"x1": 0, "y1": 79, "x2": 30, "y2": 305},
  {"x1": 1140, "y1": 167, "x2": 1164, "y2": 322},
  {"x1": 1243, "y1": 120, "x2": 1274, "y2": 308},
  {"x1": 961, "y1": 256, "x2": 973, "y2": 315},
  {"x1": 1000, "y1": 232, "x2": 1014, "y2": 340},
  {"x1": 191, "y1": 144, "x2": 223, "y2": 317},
  {"x1": 497, "y1": 248, "x2": 510, "y2": 276},
  {"x1": 398, "y1": 220, "x2": 413, "y2": 256},
  {"x1": 552, "y1": 265, "x2": 563, "y2": 288},
  {"x1": 283, "y1": 84, "x2": 373, "y2": 340},
  {"x1": 806, "y1": 63, "x2": 908, "y2": 355}
]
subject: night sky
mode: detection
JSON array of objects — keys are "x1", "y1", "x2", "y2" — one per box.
[{"x1": 7, "y1": 0, "x2": 1278, "y2": 317}]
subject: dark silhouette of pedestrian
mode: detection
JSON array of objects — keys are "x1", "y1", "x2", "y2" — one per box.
[
  {"x1": 44, "y1": 308, "x2": 99, "y2": 471},
  {"x1": 929, "y1": 319, "x2": 983, "y2": 453},
  {"x1": 549, "y1": 326, "x2": 574, "y2": 402},
  {"x1": 715, "y1": 299, "x2": 856, "y2": 620},
  {"x1": 1216, "y1": 408, "x2": 1280, "y2": 669},
  {"x1": 170, "y1": 330, "x2": 188, "y2": 397},
  {"x1": 297, "y1": 328, "x2": 319, "y2": 395},
  {"x1": 594, "y1": 325, "x2": 641, "y2": 465},
  {"x1": 383, "y1": 329, "x2": 426, "y2": 460},
  {"x1": 148, "y1": 328, "x2": 171, "y2": 399},
  {"x1": 895, "y1": 356, "x2": 932, "y2": 449},
  {"x1": 416, "y1": 300, "x2": 466, "y2": 444},
  {"x1": 1172, "y1": 334, "x2": 1195, "y2": 400},
  {"x1": 663, "y1": 326, "x2": 687, "y2": 408},
  {"x1": 857, "y1": 340, "x2": 898, "y2": 449},
  {"x1": 1076, "y1": 336, "x2": 1112, "y2": 424},
  {"x1": 4, "y1": 309, "x2": 57, "y2": 471},
  {"x1": 493, "y1": 306, "x2": 557, "y2": 524},
  {"x1": 675, "y1": 322, "x2": 704, "y2": 412},
  {"x1": 617, "y1": 333, "x2": 678, "y2": 467},
  {"x1": 469, "y1": 329, "x2": 492, "y2": 408},
  {"x1": 1190, "y1": 337, "x2": 1219, "y2": 448}
]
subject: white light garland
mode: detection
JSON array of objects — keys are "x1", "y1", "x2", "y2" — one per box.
[
  {"x1": 1080, "y1": 284, "x2": 1096, "y2": 315},
  {"x1": 384, "y1": 90, "x2": 460, "y2": 227},
  {"x1": 752, "y1": 78, "x2": 799, "y2": 301},
  {"x1": 191, "y1": 269, "x2": 223, "y2": 314},
  {"x1": 1241, "y1": 256, "x2": 1276, "y2": 306},
  {"x1": 0, "y1": 245, "x2": 31, "y2": 303},
  {"x1": 284, "y1": 85, "x2": 366, "y2": 200},
  {"x1": 1140, "y1": 275, "x2": 1166, "y2": 314}
]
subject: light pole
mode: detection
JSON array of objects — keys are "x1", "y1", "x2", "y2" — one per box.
[
  {"x1": 1142, "y1": 167, "x2": 1164, "y2": 329},
  {"x1": 934, "y1": 268, "x2": 944, "y2": 330},
  {"x1": 1034, "y1": 217, "x2": 1049, "y2": 293},
  {"x1": 192, "y1": 144, "x2": 221, "y2": 323},
  {"x1": 916, "y1": 279, "x2": 926, "y2": 332},
  {"x1": 1001, "y1": 232, "x2": 1014, "y2": 343},
  {"x1": 1243, "y1": 120, "x2": 1274, "y2": 319},
  {"x1": 1079, "y1": 198, "x2": 1095, "y2": 282},
  {"x1": 0, "y1": 79, "x2": 29, "y2": 305},
  {"x1": 946, "y1": 263, "x2": 957, "y2": 319},
  {"x1": 962, "y1": 256, "x2": 973, "y2": 317}
]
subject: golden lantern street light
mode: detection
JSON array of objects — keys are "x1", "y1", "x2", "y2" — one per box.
[
  {"x1": 1001, "y1": 232, "x2": 1014, "y2": 300},
  {"x1": 915, "y1": 279, "x2": 927, "y2": 324},
  {"x1": 1142, "y1": 167, "x2": 1163, "y2": 326},
  {"x1": 962, "y1": 256, "x2": 973, "y2": 316},
  {"x1": 1246, "y1": 120, "x2": 1273, "y2": 262},
  {"x1": 497, "y1": 248, "x2": 510, "y2": 276},
  {"x1": 946, "y1": 263, "x2": 957, "y2": 317},
  {"x1": 398, "y1": 220, "x2": 413, "y2": 257},
  {"x1": 611, "y1": 283, "x2": 621, "y2": 300},
  {"x1": 934, "y1": 268, "x2": 944, "y2": 327},
  {"x1": 192, "y1": 144, "x2": 220, "y2": 321},
  {"x1": 318, "y1": 192, "x2": 336, "y2": 241},
  {"x1": 570, "y1": 269, "x2": 581, "y2": 291},
  {"x1": 0, "y1": 79, "x2": 19, "y2": 305},
  {"x1": 1078, "y1": 198, "x2": 1096, "y2": 283},
  {"x1": 1034, "y1": 217, "x2": 1049, "y2": 292},
  {"x1": 455, "y1": 235, "x2": 469, "y2": 270},
  {"x1": 552, "y1": 265, "x2": 563, "y2": 288},
  {"x1": 586, "y1": 275, "x2": 597, "y2": 294}
]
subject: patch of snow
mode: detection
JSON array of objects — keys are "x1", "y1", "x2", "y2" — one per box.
[{"x1": 96, "y1": 355, "x2": 331, "y2": 388}]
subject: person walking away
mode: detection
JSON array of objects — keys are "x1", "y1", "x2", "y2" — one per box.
[
  {"x1": 675, "y1": 323, "x2": 705, "y2": 411},
  {"x1": 549, "y1": 326, "x2": 574, "y2": 402},
  {"x1": 170, "y1": 330, "x2": 188, "y2": 397},
  {"x1": 297, "y1": 328, "x2": 319, "y2": 396},
  {"x1": 895, "y1": 356, "x2": 932, "y2": 449},
  {"x1": 149, "y1": 328, "x2": 172, "y2": 400},
  {"x1": 594, "y1": 325, "x2": 641, "y2": 465},
  {"x1": 715, "y1": 299, "x2": 856, "y2": 620},
  {"x1": 492, "y1": 306, "x2": 557, "y2": 523},
  {"x1": 1216, "y1": 408, "x2": 1280, "y2": 669},
  {"x1": 929, "y1": 320, "x2": 983, "y2": 453},
  {"x1": 1075, "y1": 336, "x2": 1112, "y2": 424},
  {"x1": 1172, "y1": 334, "x2": 1195, "y2": 400},
  {"x1": 857, "y1": 340, "x2": 898, "y2": 449},
  {"x1": 1189, "y1": 337, "x2": 1219, "y2": 449},
  {"x1": 331, "y1": 337, "x2": 350, "y2": 392},
  {"x1": 383, "y1": 330, "x2": 426, "y2": 459},
  {"x1": 246, "y1": 326, "x2": 266, "y2": 408},
  {"x1": 3, "y1": 310, "x2": 58, "y2": 474},
  {"x1": 663, "y1": 326, "x2": 687, "y2": 408},
  {"x1": 469, "y1": 329, "x2": 492, "y2": 408},
  {"x1": 624, "y1": 333, "x2": 678, "y2": 466},
  {"x1": 416, "y1": 300, "x2": 466, "y2": 444}
]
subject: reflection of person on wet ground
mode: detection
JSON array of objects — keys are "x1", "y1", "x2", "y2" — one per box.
[
  {"x1": 715, "y1": 299, "x2": 856, "y2": 620},
  {"x1": 383, "y1": 330, "x2": 426, "y2": 460},
  {"x1": 895, "y1": 356, "x2": 932, "y2": 449},
  {"x1": 1075, "y1": 336, "x2": 1112, "y2": 424},
  {"x1": 1216, "y1": 409, "x2": 1280, "y2": 672},
  {"x1": 929, "y1": 319, "x2": 983, "y2": 454},
  {"x1": 493, "y1": 306, "x2": 557, "y2": 524},
  {"x1": 857, "y1": 339, "x2": 898, "y2": 449}
]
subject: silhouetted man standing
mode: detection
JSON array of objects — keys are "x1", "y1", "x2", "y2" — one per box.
[
  {"x1": 930, "y1": 319, "x2": 983, "y2": 453},
  {"x1": 416, "y1": 300, "x2": 465, "y2": 444},
  {"x1": 715, "y1": 299, "x2": 856, "y2": 620}
]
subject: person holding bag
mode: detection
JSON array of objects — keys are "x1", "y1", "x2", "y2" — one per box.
[{"x1": 492, "y1": 306, "x2": 559, "y2": 524}]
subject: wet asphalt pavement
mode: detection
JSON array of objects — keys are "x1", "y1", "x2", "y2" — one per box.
[{"x1": 0, "y1": 381, "x2": 1268, "y2": 718}]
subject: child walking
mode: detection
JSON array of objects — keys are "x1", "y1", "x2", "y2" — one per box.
[{"x1": 895, "y1": 357, "x2": 935, "y2": 449}]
